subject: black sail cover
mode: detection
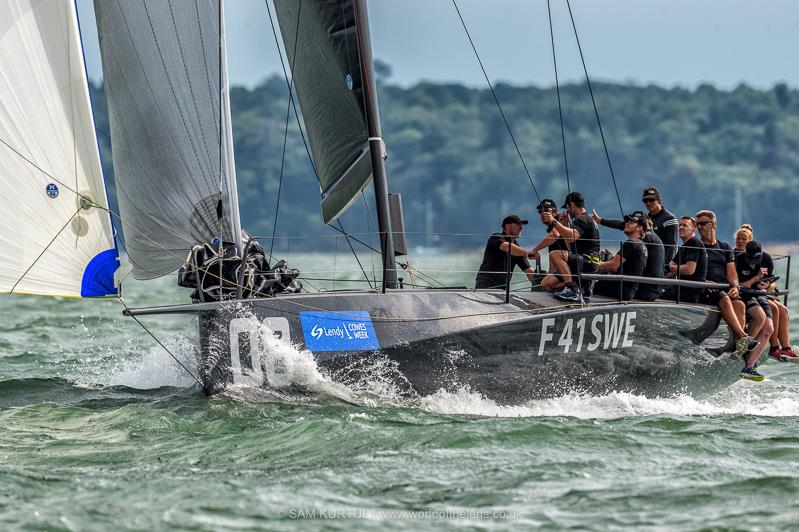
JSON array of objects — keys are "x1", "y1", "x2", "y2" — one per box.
[
  {"x1": 274, "y1": 0, "x2": 373, "y2": 223},
  {"x1": 94, "y1": 0, "x2": 236, "y2": 279}
]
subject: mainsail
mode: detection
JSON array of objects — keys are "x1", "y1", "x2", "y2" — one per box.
[
  {"x1": 94, "y1": 0, "x2": 241, "y2": 280},
  {"x1": 0, "y1": 0, "x2": 118, "y2": 298},
  {"x1": 274, "y1": 0, "x2": 373, "y2": 223}
]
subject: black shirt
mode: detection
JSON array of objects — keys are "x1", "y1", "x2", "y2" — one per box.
[
  {"x1": 570, "y1": 212, "x2": 600, "y2": 257},
  {"x1": 637, "y1": 230, "x2": 664, "y2": 300},
  {"x1": 600, "y1": 207, "x2": 677, "y2": 265},
  {"x1": 704, "y1": 240, "x2": 735, "y2": 283},
  {"x1": 475, "y1": 232, "x2": 531, "y2": 289},
  {"x1": 735, "y1": 251, "x2": 774, "y2": 284},
  {"x1": 619, "y1": 238, "x2": 647, "y2": 277},
  {"x1": 650, "y1": 208, "x2": 679, "y2": 265},
  {"x1": 675, "y1": 236, "x2": 707, "y2": 300}
]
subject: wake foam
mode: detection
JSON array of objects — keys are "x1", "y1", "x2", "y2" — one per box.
[{"x1": 418, "y1": 379, "x2": 799, "y2": 419}]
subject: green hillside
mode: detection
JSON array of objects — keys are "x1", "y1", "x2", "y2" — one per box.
[{"x1": 90, "y1": 77, "x2": 799, "y2": 249}]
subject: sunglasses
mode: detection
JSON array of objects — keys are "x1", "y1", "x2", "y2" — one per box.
[
  {"x1": 642, "y1": 198, "x2": 657, "y2": 204},
  {"x1": 696, "y1": 220, "x2": 713, "y2": 227}
]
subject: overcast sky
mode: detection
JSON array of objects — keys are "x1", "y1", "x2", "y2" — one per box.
[{"x1": 77, "y1": 0, "x2": 799, "y2": 90}]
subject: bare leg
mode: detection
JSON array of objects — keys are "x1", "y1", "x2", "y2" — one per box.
[
  {"x1": 768, "y1": 300, "x2": 781, "y2": 348},
  {"x1": 733, "y1": 299, "x2": 746, "y2": 330},
  {"x1": 746, "y1": 305, "x2": 764, "y2": 340},
  {"x1": 719, "y1": 296, "x2": 747, "y2": 339},
  {"x1": 548, "y1": 250, "x2": 573, "y2": 286},
  {"x1": 777, "y1": 302, "x2": 791, "y2": 347},
  {"x1": 541, "y1": 275, "x2": 565, "y2": 293},
  {"x1": 745, "y1": 307, "x2": 773, "y2": 368}
]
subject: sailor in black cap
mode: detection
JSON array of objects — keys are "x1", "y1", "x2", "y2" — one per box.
[
  {"x1": 540, "y1": 191, "x2": 601, "y2": 302},
  {"x1": 734, "y1": 240, "x2": 775, "y2": 381},
  {"x1": 475, "y1": 214, "x2": 536, "y2": 289},
  {"x1": 592, "y1": 212, "x2": 648, "y2": 301},
  {"x1": 527, "y1": 199, "x2": 568, "y2": 291},
  {"x1": 592, "y1": 186, "x2": 678, "y2": 268}
]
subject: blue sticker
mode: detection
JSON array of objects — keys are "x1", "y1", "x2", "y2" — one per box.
[
  {"x1": 46, "y1": 183, "x2": 59, "y2": 198},
  {"x1": 345, "y1": 73, "x2": 354, "y2": 90},
  {"x1": 300, "y1": 311, "x2": 379, "y2": 352}
]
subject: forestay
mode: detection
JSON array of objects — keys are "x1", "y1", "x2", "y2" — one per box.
[
  {"x1": 0, "y1": 0, "x2": 117, "y2": 298},
  {"x1": 94, "y1": 0, "x2": 240, "y2": 280},
  {"x1": 274, "y1": 0, "x2": 373, "y2": 223}
]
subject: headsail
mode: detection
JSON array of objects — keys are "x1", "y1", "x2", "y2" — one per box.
[
  {"x1": 0, "y1": 0, "x2": 118, "y2": 298},
  {"x1": 274, "y1": 0, "x2": 373, "y2": 223},
  {"x1": 93, "y1": 0, "x2": 241, "y2": 280}
]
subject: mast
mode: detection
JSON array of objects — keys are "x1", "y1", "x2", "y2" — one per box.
[
  {"x1": 353, "y1": 0, "x2": 397, "y2": 290},
  {"x1": 220, "y1": 0, "x2": 242, "y2": 254}
]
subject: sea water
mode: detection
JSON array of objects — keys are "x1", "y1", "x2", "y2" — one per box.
[{"x1": 1, "y1": 253, "x2": 798, "y2": 530}]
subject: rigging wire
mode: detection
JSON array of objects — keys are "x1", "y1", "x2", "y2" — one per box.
[
  {"x1": 268, "y1": 91, "x2": 292, "y2": 263},
  {"x1": 118, "y1": 298, "x2": 204, "y2": 387},
  {"x1": 451, "y1": 0, "x2": 541, "y2": 203},
  {"x1": 565, "y1": 0, "x2": 624, "y2": 216},
  {"x1": 334, "y1": 220, "x2": 374, "y2": 288},
  {"x1": 547, "y1": 0, "x2": 572, "y2": 199}
]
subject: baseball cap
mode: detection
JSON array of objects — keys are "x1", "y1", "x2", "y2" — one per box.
[
  {"x1": 745, "y1": 240, "x2": 763, "y2": 262},
  {"x1": 642, "y1": 187, "x2": 661, "y2": 201},
  {"x1": 561, "y1": 191, "x2": 584, "y2": 208},
  {"x1": 623, "y1": 212, "x2": 647, "y2": 227},
  {"x1": 502, "y1": 214, "x2": 528, "y2": 226},
  {"x1": 536, "y1": 198, "x2": 557, "y2": 212}
]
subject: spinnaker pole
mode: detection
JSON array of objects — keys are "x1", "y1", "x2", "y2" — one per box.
[{"x1": 353, "y1": 0, "x2": 397, "y2": 290}]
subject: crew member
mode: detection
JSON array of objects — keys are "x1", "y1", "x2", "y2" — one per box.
[
  {"x1": 663, "y1": 216, "x2": 707, "y2": 303},
  {"x1": 734, "y1": 225, "x2": 796, "y2": 361},
  {"x1": 529, "y1": 198, "x2": 568, "y2": 292},
  {"x1": 541, "y1": 192, "x2": 601, "y2": 303},
  {"x1": 475, "y1": 214, "x2": 536, "y2": 289},
  {"x1": 695, "y1": 210, "x2": 755, "y2": 358},
  {"x1": 592, "y1": 212, "x2": 647, "y2": 301},
  {"x1": 641, "y1": 187, "x2": 679, "y2": 266},
  {"x1": 735, "y1": 240, "x2": 775, "y2": 380},
  {"x1": 592, "y1": 209, "x2": 664, "y2": 300}
]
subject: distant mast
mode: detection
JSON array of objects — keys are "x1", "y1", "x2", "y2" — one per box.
[{"x1": 353, "y1": 0, "x2": 397, "y2": 289}]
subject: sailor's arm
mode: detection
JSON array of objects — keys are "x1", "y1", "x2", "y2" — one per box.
[
  {"x1": 499, "y1": 241, "x2": 530, "y2": 257},
  {"x1": 666, "y1": 260, "x2": 697, "y2": 277},
  {"x1": 529, "y1": 230, "x2": 559, "y2": 259},
  {"x1": 725, "y1": 262, "x2": 740, "y2": 297},
  {"x1": 598, "y1": 253, "x2": 623, "y2": 273},
  {"x1": 542, "y1": 212, "x2": 579, "y2": 243},
  {"x1": 592, "y1": 210, "x2": 625, "y2": 231}
]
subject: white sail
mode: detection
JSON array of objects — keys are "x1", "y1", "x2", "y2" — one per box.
[{"x1": 0, "y1": 0, "x2": 118, "y2": 297}]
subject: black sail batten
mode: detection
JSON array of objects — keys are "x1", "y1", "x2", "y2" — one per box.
[
  {"x1": 93, "y1": 0, "x2": 239, "y2": 280},
  {"x1": 273, "y1": 0, "x2": 372, "y2": 224}
]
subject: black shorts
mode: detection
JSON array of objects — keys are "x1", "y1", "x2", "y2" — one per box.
[
  {"x1": 699, "y1": 289, "x2": 730, "y2": 307},
  {"x1": 744, "y1": 295, "x2": 773, "y2": 319},
  {"x1": 567, "y1": 253, "x2": 599, "y2": 276}
]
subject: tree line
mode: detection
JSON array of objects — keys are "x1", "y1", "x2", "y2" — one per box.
[{"x1": 90, "y1": 76, "x2": 799, "y2": 251}]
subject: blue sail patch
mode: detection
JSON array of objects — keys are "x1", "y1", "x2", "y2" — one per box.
[
  {"x1": 300, "y1": 311, "x2": 379, "y2": 352},
  {"x1": 81, "y1": 248, "x2": 119, "y2": 297}
]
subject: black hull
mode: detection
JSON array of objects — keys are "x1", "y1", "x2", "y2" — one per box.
[{"x1": 168, "y1": 289, "x2": 742, "y2": 404}]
